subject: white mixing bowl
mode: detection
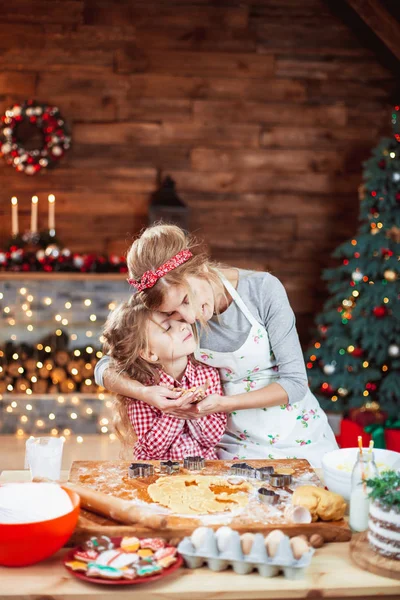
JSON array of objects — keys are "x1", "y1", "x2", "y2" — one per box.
[{"x1": 322, "y1": 447, "x2": 400, "y2": 501}]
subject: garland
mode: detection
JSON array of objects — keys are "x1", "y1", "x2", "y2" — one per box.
[{"x1": 0, "y1": 100, "x2": 70, "y2": 175}]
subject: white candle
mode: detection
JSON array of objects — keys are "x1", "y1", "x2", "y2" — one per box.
[
  {"x1": 11, "y1": 196, "x2": 18, "y2": 236},
  {"x1": 31, "y1": 196, "x2": 38, "y2": 233},
  {"x1": 48, "y1": 194, "x2": 55, "y2": 232}
]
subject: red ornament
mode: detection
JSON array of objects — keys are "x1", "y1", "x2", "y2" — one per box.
[
  {"x1": 396, "y1": 193, "x2": 400, "y2": 201},
  {"x1": 351, "y1": 347, "x2": 364, "y2": 357},
  {"x1": 378, "y1": 159, "x2": 386, "y2": 169},
  {"x1": 366, "y1": 382, "x2": 377, "y2": 392},
  {"x1": 373, "y1": 306, "x2": 387, "y2": 318},
  {"x1": 381, "y1": 248, "x2": 394, "y2": 257},
  {"x1": 320, "y1": 383, "x2": 334, "y2": 395}
]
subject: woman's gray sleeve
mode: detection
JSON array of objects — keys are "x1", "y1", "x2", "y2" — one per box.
[
  {"x1": 262, "y1": 275, "x2": 308, "y2": 404},
  {"x1": 94, "y1": 355, "x2": 111, "y2": 387}
]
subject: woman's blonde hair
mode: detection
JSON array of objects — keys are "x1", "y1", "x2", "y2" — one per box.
[
  {"x1": 127, "y1": 224, "x2": 224, "y2": 323},
  {"x1": 102, "y1": 295, "x2": 162, "y2": 450}
]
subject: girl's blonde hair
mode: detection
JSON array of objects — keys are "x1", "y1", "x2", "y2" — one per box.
[
  {"x1": 102, "y1": 295, "x2": 162, "y2": 450},
  {"x1": 127, "y1": 224, "x2": 224, "y2": 323}
]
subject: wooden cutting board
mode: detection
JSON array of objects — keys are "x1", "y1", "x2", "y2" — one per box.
[{"x1": 68, "y1": 459, "x2": 351, "y2": 546}]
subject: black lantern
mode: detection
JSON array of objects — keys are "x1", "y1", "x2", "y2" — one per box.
[{"x1": 148, "y1": 176, "x2": 189, "y2": 229}]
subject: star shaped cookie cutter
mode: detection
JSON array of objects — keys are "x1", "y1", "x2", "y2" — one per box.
[
  {"x1": 183, "y1": 456, "x2": 205, "y2": 470},
  {"x1": 258, "y1": 487, "x2": 279, "y2": 505},
  {"x1": 160, "y1": 460, "x2": 180, "y2": 474},
  {"x1": 128, "y1": 462, "x2": 155, "y2": 478}
]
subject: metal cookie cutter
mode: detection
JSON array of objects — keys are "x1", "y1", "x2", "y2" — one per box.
[
  {"x1": 160, "y1": 460, "x2": 180, "y2": 474},
  {"x1": 183, "y1": 456, "x2": 205, "y2": 470},
  {"x1": 279, "y1": 473, "x2": 292, "y2": 487},
  {"x1": 269, "y1": 473, "x2": 286, "y2": 488},
  {"x1": 255, "y1": 466, "x2": 275, "y2": 481},
  {"x1": 128, "y1": 462, "x2": 154, "y2": 478},
  {"x1": 229, "y1": 462, "x2": 256, "y2": 478},
  {"x1": 258, "y1": 487, "x2": 279, "y2": 505}
]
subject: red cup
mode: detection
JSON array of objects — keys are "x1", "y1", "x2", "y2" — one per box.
[{"x1": 0, "y1": 486, "x2": 80, "y2": 567}]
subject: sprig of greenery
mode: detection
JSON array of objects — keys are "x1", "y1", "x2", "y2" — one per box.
[{"x1": 366, "y1": 470, "x2": 400, "y2": 508}]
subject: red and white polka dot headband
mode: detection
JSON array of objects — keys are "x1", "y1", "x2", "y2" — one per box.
[{"x1": 127, "y1": 249, "x2": 193, "y2": 293}]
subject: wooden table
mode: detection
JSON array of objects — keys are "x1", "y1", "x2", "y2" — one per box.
[{"x1": 1, "y1": 471, "x2": 400, "y2": 600}]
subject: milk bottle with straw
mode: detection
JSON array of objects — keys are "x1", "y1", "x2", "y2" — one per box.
[{"x1": 349, "y1": 437, "x2": 379, "y2": 532}]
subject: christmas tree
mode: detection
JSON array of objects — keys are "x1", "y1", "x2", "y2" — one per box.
[{"x1": 305, "y1": 107, "x2": 400, "y2": 418}]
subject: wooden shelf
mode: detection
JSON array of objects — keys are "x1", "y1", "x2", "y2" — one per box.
[{"x1": 0, "y1": 272, "x2": 125, "y2": 281}]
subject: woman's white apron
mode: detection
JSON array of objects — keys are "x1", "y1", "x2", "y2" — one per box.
[{"x1": 195, "y1": 275, "x2": 338, "y2": 467}]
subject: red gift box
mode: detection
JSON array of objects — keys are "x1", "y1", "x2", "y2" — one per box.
[
  {"x1": 339, "y1": 418, "x2": 400, "y2": 452},
  {"x1": 385, "y1": 428, "x2": 400, "y2": 453},
  {"x1": 339, "y1": 419, "x2": 371, "y2": 448}
]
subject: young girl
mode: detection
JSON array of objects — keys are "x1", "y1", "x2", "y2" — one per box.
[
  {"x1": 96, "y1": 224, "x2": 338, "y2": 467},
  {"x1": 102, "y1": 295, "x2": 227, "y2": 460}
]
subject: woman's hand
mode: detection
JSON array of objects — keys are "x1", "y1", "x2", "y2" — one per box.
[
  {"x1": 195, "y1": 394, "x2": 229, "y2": 415},
  {"x1": 140, "y1": 385, "x2": 189, "y2": 412}
]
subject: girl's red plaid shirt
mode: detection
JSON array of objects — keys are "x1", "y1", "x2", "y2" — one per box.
[{"x1": 126, "y1": 360, "x2": 227, "y2": 460}]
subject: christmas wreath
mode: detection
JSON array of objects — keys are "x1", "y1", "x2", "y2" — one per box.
[{"x1": 0, "y1": 100, "x2": 70, "y2": 175}]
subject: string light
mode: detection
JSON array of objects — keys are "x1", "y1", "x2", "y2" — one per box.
[{"x1": 84, "y1": 299, "x2": 92, "y2": 306}]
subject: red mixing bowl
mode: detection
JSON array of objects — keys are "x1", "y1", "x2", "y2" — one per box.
[{"x1": 0, "y1": 486, "x2": 80, "y2": 567}]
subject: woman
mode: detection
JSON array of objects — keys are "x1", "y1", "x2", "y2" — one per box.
[{"x1": 95, "y1": 224, "x2": 337, "y2": 466}]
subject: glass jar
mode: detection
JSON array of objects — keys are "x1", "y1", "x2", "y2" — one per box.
[{"x1": 349, "y1": 451, "x2": 379, "y2": 532}]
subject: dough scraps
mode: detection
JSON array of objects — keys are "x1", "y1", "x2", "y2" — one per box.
[{"x1": 147, "y1": 475, "x2": 253, "y2": 514}]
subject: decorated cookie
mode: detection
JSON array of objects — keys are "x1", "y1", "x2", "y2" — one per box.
[
  {"x1": 73, "y1": 549, "x2": 99, "y2": 563},
  {"x1": 86, "y1": 563, "x2": 124, "y2": 580},
  {"x1": 120, "y1": 568, "x2": 137, "y2": 580},
  {"x1": 157, "y1": 555, "x2": 177, "y2": 569},
  {"x1": 137, "y1": 548, "x2": 154, "y2": 558},
  {"x1": 120, "y1": 536, "x2": 140, "y2": 552},
  {"x1": 95, "y1": 549, "x2": 139, "y2": 569},
  {"x1": 85, "y1": 535, "x2": 114, "y2": 553},
  {"x1": 136, "y1": 563, "x2": 162, "y2": 577},
  {"x1": 154, "y1": 546, "x2": 177, "y2": 561},
  {"x1": 65, "y1": 560, "x2": 88, "y2": 572},
  {"x1": 140, "y1": 538, "x2": 165, "y2": 552}
]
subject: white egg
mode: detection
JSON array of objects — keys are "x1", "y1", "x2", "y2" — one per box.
[
  {"x1": 215, "y1": 526, "x2": 233, "y2": 552},
  {"x1": 190, "y1": 526, "x2": 210, "y2": 549}
]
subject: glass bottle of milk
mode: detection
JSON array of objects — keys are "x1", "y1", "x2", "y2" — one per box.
[{"x1": 349, "y1": 452, "x2": 379, "y2": 532}]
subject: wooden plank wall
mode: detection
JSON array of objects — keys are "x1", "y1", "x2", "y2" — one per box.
[{"x1": 0, "y1": 0, "x2": 396, "y2": 341}]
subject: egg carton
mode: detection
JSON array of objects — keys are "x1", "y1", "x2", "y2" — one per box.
[{"x1": 177, "y1": 529, "x2": 314, "y2": 580}]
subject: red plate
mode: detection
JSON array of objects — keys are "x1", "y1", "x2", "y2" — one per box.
[{"x1": 63, "y1": 537, "x2": 183, "y2": 586}]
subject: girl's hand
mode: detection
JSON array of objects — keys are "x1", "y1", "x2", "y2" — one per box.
[
  {"x1": 140, "y1": 385, "x2": 193, "y2": 412},
  {"x1": 195, "y1": 394, "x2": 228, "y2": 415},
  {"x1": 163, "y1": 404, "x2": 203, "y2": 420}
]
